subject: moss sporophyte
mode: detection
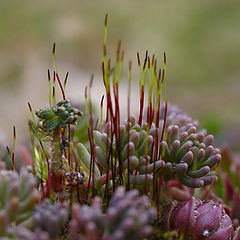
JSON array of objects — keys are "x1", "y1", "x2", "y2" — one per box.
[{"x1": 0, "y1": 14, "x2": 240, "y2": 239}]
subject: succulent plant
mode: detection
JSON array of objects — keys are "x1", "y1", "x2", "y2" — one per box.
[
  {"x1": 3, "y1": 13, "x2": 238, "y2": 240},
  {"x1": 160, "y1": 119, "x2": 221, "y2": 188},
  {"x1": 69, "y1": 197, "x2": 104, "y2": 240},
  {"x1": 163, "y1": 197, "x2": 240, "y2": 240},
  {"x1": 83, "y1": 104, "x2": 220, "y2": 189},
  {"x1": 35, "y1": 99, "x2": 82, "y2": 132},
  {"x1": 0, "y1": 168, "x2": 39, "y2": 239},
  {"x1": 91, "y1": 116, "x2": 165, "y2": 185},
  {"x1": 5, "y1": 228, "x2": 51, "y2": 240},
  {"x1": 208, "y1": 146, "x2": 240, "y2": 225},
  {"x1": 33, "y1": 99, "x2": 82, "y2": 176},
  {"x1": 69, "y1": 187, "x2": 156, "y2": 240},
  {"x1": 105, "y1": 186, "x2": 156, "y2": 240},
  {"x1": 32, "y1": 199, "x2": 68, "y2": 239},
  {"x1": 0, "y1": 168, "x2": 39, "y2": 225}
]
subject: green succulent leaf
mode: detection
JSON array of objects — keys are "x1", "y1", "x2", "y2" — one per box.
[
  {"x1": 35, "y1": 148, "x2": 48, "y2": 183},
  {"x1": 43, "y1": 117, "x2": 60, "y2": 131},
  {"x1": 38, "y1": 110, "x2": 56, "y2": 120}
]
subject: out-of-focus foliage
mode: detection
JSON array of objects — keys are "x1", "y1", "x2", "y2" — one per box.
[{"x1": 1, "y1": 0, "x2": 240, "y2": 141}]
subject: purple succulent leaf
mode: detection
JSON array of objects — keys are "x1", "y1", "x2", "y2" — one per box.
[
  {"x1": 163, "y1": 197, "x2": 235, "y2": 240},
  {"x1": 174, "y1": 163, "x2": 188, "y2": 175},
  {"x1": 181, "y1": 151, "x2": 194, "y2": 165},
  {"x1": 129, "y1": 174, "x2": 153, "y2": 185},
  {"x1": 187, "y1": 166, "x2": 210, "y2": 178},
  {"x1": 179, "y1": 176, "x2": 204, "y2": 188},
  {"x1": 207, "y1": 225, "x2": 233, "y2": 240},
  {"x1": 138, "y1": 160, "x2": 165, "y2": 174}
]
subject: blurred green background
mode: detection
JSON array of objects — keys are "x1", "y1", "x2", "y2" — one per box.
[{"x1": 0, "y1": 0, "x2": 240, "y2": 148}]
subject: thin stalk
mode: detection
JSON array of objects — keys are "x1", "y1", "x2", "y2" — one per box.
[
  {"x1": 56, "y1": 73, "x2": 69, "y2": 163},
  {"x1": 104, "y1": 125, "x2": 114, "y2": 204},
  {"x1": 151, "y1": 58, "x2": 157, "y2": 125},
  {"x1": 64, "y1": 72, "x2": 69, "y2": 91},
  {"x1": 52, "y1": 43, "x2": 57, "y2": 74},
  {"x1": 6, "y1": 146, "x2": 14, "y2": 170},
  {"x1": 53, "y1": 72, "x2": 56, "y2": 106},
  {"x1": 88, "y1": 76, "x2": 95, "y2": 197},
  {"x1": 37, "y1": 146, "x2": 45, "y2": 197},
  {"x1": 61, "y1": 128, "x2": 67, "y2": 160},
  {"x1": 104, "y1": 14, "x2": 108, "y2": 52},
  {"x1": 48, "y1": 70, "x2": 52, "y2": 108},
  {"x1": 52, "y1": 43, "x2": 57, "y2": 106},
  {"x1": 67, "y1": 124, "x2": 71, "y2": 166},
  {"x1": 102, "y1": 61, "x2": 113, "y2": 122},
  {"x1": 102, "y1": 14, "x2": 108, "y2": 70},
  {"x1": 117, "y1": 51, "x2": 124, "y2": 185},
  {"x1": 28, "y1": 102, "x2": 49, "y2": 170},
  {"x1": 137, "y1": 52, "x2": 142, "y2": 90},
  {"x1": 112, "y1": 43, "x2": 123, "y2": 190},
  {"x1": 11, "y1": 126, "x2": 16, "y2": 171},
  {"x1": 126, "y1": 61, "x2": 132, "y2": 191},
  {"x1": 99, "y1": 95, "x2": 104, "y2": 132},
  {"x1": 156, "y1": 69, "x2": 162, "y2": 128},
  {"x1": 147, "y1": 56, "x2": 154, "y2": 127},
  {"x1": 28, "y1": 121, "x2": 36, "y2": 175},
  {"x1": 85, "y1": 86, "x2": 91, "y2": 193},
  {"x1": 160, "y1": 53, "x2": 168, "y2": 144},
  {"x1": 153, "y1": 71, "x2": 162, "y2": 200},
  {"x1": 56, "y1": 73, "x2": 66, "y2": 100},
  {"x1": 138, "y1": 51, "x2": 148, "y2": 125}
]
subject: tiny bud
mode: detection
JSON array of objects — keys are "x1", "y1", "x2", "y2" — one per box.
[
  {"x1": 35, "y1": 109, "x2": 41, "y2": 115},
  {"x1": 204, "y1": 135, "x2": 214, "y2": 146},
  {"x1": 52, "y1": 107, "x2": 58, "y2": 113},
  {"x1": 58, "y1": 107, "x2": 65, "y2": 112}
]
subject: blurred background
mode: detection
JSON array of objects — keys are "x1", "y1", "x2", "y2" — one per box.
[{"x1": 1, "y1": 0, "x2": 240, "y2": 149}]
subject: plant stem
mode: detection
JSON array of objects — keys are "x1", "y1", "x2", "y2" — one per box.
[{"x1": 52, "y1": 125, "x2": 62, "y2": 175}]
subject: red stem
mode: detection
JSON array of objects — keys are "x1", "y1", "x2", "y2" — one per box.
[
  {"x1": 56, "y1": 73, "x2": 66, "y2": 100},
  {"x1": 159, "y1": 102, "x2": 168, "y2": 159},
  {"x1": 68, "y1": 124, "x2": 71, "y2": 166},
  {"x1": 138, "y1": 85, "x2": 145, "y2": 126}
]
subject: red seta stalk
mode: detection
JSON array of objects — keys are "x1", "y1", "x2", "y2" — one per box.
[
  {"x1": 138, "y1": 51, "x2": 148, "y2": 126},
  {"x1": 126, "y1": 61, "x2": 132, "y2": 191},
  {"x1": 152, "y1": 73, "x2": 162, "y2": 201}
]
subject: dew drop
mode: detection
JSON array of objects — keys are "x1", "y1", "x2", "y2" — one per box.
[{"x1": 203, "y1": 229, "x2": 210, "y2": 237}]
